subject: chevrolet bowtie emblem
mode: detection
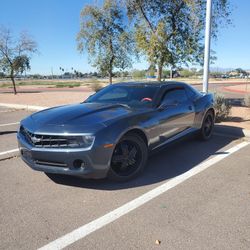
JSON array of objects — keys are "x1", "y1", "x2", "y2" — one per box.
[{"x1": 31, "y1": 136, "x2": 41, "y2": 143}]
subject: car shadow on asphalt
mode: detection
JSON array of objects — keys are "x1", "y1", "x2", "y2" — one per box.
[
  {"x1": 46, "y1": 126, "x2": 245, "y2": 190},
  {"x1": 0, "y1": 131, "x2": 16, "y2": 135}
]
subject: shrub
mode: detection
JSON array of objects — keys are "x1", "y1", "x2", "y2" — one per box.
[
  {"x1": 55, "y1": 83, "x2": 80, "y2": 88},
  {"x1": 0, "y1": 83, "x2": 10, "y2": 88},
  {"x1": 179, "y1": 69, "x2": 194, "y2": 78},
  {"x1": 91, "y1": 82, "x2": 103, "y2": 92},
  {"x1": 213, "y1": 92, "x2": 231, "y2": 122},
  {"x1": 69, "y1": 83, "x2": 80, "y2": 88},
  {"x1": 244, "y1": 94, "x2": 250, "y2": 107}
]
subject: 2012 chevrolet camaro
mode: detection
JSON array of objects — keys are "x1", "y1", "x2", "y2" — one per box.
[{"x1": 17, "y1": 82, "x2": 215, "y2": 181}]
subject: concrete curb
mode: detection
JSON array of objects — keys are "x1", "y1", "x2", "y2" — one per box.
[
  {"x1": 0, "y1": 103, "x2": 48, "y2": 111},
  {"x1": 242, "y1": 129, "x2": 250, "y2": 138},
  {"x1": 0, "y1": 103, "x2": 46, "y2": 161},
  {"x1": 0, "y1": 149, "x2": 19, "y2": 161}
]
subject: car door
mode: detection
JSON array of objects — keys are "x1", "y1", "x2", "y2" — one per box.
[{"x1": 153, "y1": 86, "x2": 195, "y2": 147}]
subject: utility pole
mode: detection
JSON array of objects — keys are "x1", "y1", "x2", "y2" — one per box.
[
  {"x1": 203, "y1": 0, "x2": 212, "y2": 93},
  {"x1": 51, "y1": 67, "x2": 54, "y2": 79}
]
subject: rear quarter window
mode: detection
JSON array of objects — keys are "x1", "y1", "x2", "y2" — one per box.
[
  {"x1": 185, "y1": 85, "x2": 201, "y2": 99},
  {"x1": 161, "y1": 88, "x2": 188, "y2": 104}
]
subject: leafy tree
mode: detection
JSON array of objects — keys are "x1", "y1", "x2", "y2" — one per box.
[
  {"x1": 179, "y1": 69, "x2": 194, "y2": 78},
  {"x1": 0, "y1": 27, "x2": 37, "y2": 94},
  {"x1": 235, "y1": 68, "x2": 247, "y2": 75},
  {"x1": 126, "y1": 0, "x2": 231, "y2": 81},
  {"x1": 122, "y1": 70, "x2": 129, "y2": 77},
  {"x1": 77, "y1": 0, "x2": 135, "y2": 84},
  {"x1": 147, "y1": 64, "x2": 156, "y2": 77},
  {"x1": 197, "y1": 68, "x2": 204, "y2": 75},
  {"x1": 32, "y1": 74, "x2": 42, "y2": 79},
  {"x1": 0, "y1": 71, "x2": 5, "y2": 78},
  {"x1": 162, "y1": 69, "x2": 170, "y2": 79},
  {"x1": 132, "y1": 69, "x2": 146, "y2": 78}
]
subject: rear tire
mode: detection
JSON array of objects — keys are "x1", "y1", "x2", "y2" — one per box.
[
  {"x1": 198, "y1": 110, "x2": 214, "y2": 141},
  {"x1": 108, "y1": 134, "x2": 148, "y2": 182}
]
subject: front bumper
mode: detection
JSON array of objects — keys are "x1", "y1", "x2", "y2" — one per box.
[{"x1": 17, "y1": 132, "x2": 113, "y2": 179}]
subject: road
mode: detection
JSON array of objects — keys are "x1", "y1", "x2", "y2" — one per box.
[
  {"x1": 194, "y1": 82, "x2": 246, "y2": 106},
  {"x1": 0, "y1": 107, "x2": 249, "y2": 250}
]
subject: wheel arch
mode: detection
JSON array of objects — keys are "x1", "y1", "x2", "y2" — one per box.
[
  {"x1": 123, "y1": 128, "x2": 148, "y2": 147},
  {"x1": 206, "y1": 107, "x2": 216, "y2": 122},
  {"x1": 199, "y1": 107, "x2": 216, "y2": 129},
  {"x1": 208, "y1": 107, "x2": 215, "y2": 118},
  {"x1": 108, "y1": 127, "x2": 149, "y2": 181},
  {"x1": 114, "y1": 127, "x2": 149, "y2": 148}
]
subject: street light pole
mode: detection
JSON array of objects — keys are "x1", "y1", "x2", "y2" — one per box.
[{"x1": 203, "y1": 0, "x2": 212, "y2": 93}]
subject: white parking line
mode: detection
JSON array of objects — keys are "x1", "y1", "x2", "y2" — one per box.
[
  {"x1": 0, "y1": 148, "x2": 19, "y2": 156},
  {"x1": 38, "y1": 141, "x2": 249, "y2": 250},
  {"x1": 0, "y1": 110, "x2": 14, "y2": 113},
  {"x1": 0, "y1": 122, "x2": 19, "y2": 127}
]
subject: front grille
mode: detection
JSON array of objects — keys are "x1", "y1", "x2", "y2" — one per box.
[{"x1": 20, "y1": 126, "x2": 83, "y2": 148}]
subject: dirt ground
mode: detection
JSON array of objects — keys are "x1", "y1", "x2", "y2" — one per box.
[
  {"x1": 0, "y1": 91, "x2": 93, "y2": 107},
  {"x1": 221, "y1": 106, "x2": 250, "y2": 130}
]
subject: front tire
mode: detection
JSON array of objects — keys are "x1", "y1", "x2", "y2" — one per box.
[
  {"x1": 108, "y1": 134, "x2": 148, "y2": 182},
  {"x1": 199, "y1": 110, "x2": 214, "y2": 140}
]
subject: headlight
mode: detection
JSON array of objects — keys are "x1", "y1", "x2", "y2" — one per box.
[
  {"x1": 81, "y1": 135, "x2": 95, "y2": 148},
  {"x1": 67, "y1": 135, "x2": 95, "y2": 149}
]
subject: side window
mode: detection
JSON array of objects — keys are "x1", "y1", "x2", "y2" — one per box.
[
  {"x1": 185, "y1": 85, "x2": 201, "y2": 99},
  {"x1": 185, "y1": 86, "x2": 196, "y2": 99},
  {"x1": 161, "y1": 88, "x2": 188, "y2": 104},
  {"x1": 185, "y1": 87, "x2": 195, "y2": 99}
]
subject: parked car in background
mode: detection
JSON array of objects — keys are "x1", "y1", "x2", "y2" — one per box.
[{"x1": 17, "y1": 82, "x2": 215, "y2": 181}]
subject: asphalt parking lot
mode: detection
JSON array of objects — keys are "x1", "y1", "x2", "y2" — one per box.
[{"x1": 0, "y1": 107, "x2": 249, "y2": 250}]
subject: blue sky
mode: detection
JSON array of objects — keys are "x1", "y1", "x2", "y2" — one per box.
[{"x1": 0, "y1": 0, "x2": 249, "y2": 74}]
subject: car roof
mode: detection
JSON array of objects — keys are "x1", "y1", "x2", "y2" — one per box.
[{"x1": 115, "y1": 81, "x2": 188, "y2": 88}]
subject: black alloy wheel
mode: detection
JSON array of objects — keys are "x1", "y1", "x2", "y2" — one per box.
[
  {"x1": 108, "y1": 134, "x2": 148, "y2": 181},
  {"x1": 199, "y1": 111, "x2": 214, "y2": 140}
]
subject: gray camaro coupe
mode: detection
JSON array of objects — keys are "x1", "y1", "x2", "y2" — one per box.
[{"x1": 17, "y1": 82, "x2": 215, "y2": 181}]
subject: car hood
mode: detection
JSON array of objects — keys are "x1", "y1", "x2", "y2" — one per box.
[{"x1": 21, "y1": 103, "x2": 135, "y2": 134}]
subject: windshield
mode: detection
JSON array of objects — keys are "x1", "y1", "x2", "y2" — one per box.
[{"x1": 85, "y1": 84, "x2": 158, "y2": 107}]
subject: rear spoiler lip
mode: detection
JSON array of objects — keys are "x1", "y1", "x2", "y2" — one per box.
[
  {"x1": 195, "y1": 92, "x2": 213, "y2": 102},
  {"x1": 200, "y1": 91, "x2": 213, "y2": 96}
]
